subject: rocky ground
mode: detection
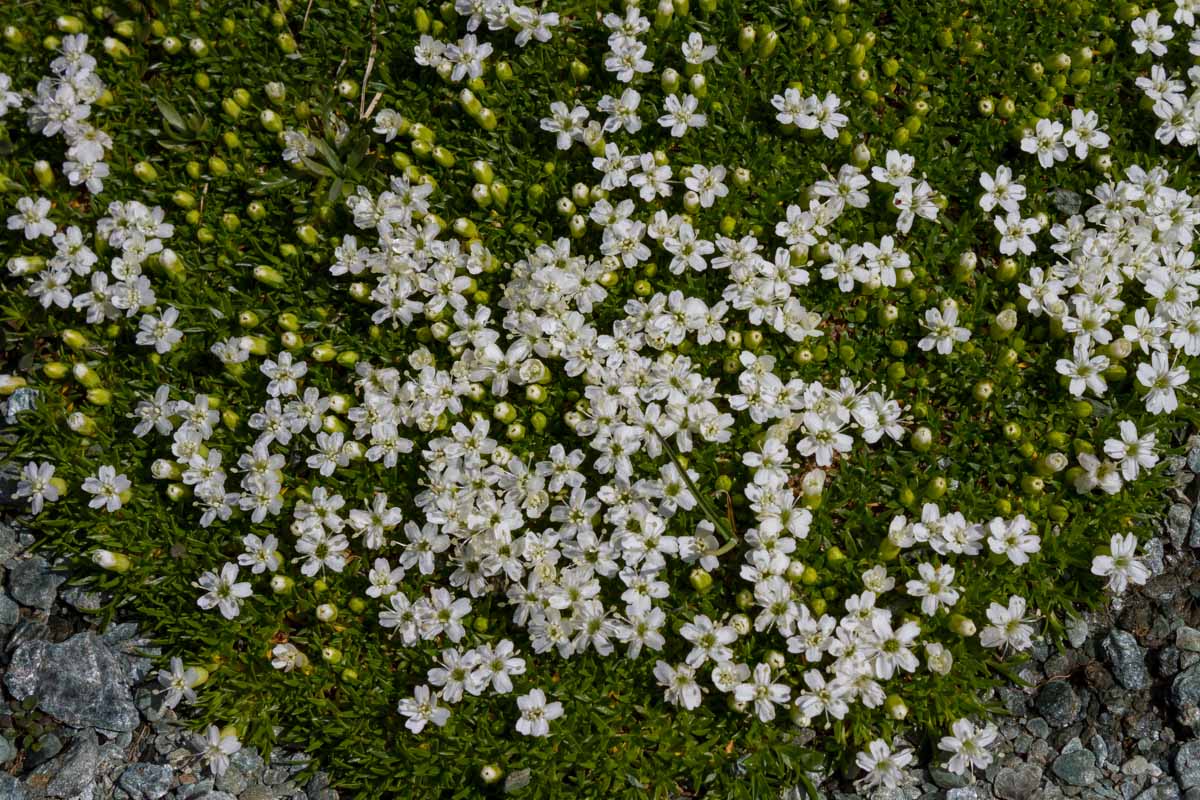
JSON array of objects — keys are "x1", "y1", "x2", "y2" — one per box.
[{"x1": 1, "y1": 385, "x2": 1199, "y2": 800}]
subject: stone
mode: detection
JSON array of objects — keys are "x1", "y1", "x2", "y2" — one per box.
[
  {"x1": 1135, "y1": 783, "x2": 1184, "y2": 800},
  {"x1": 215, "y1": 765, "x2": 248, "y2": 796},
  {"x1": 1178, "y1": 741, "x2": 1200, "y2": 790},
  {"x1": 1174, "y1": 664, "x2": 1200, "y2": 713},
  {"x1": 239, "y1": 785, "x2": 277, "y2": 800},
  {"x1": 1168, "y1": 505, "x2": 1193, "y2": 549},
  {"x1": 1192, "y1": 505, "x2": 1200, "y2": 549},
  {"x1": 0, "y1": 736, "x2": 14, "y2": 765},
  {"x1": 945, "y1": 788, "x2": 982, "y2": 800},
  {"x1": 1066, "y1": 616, "x2": 1089, "y2": 649},
  {"x1": 7, "y1": 557, "x2": 66, "y2": 610},
  {"x1": 930, "y1": 767, "x2": 970, "y2": 789},
  {"x1": 1051, "y1": 188, "x2": 1083, "y2": 215},
  {"x1": 4, "y1": 632, "x2": 139, "y2": 731},
  {"x1": 29, "y1": 728, "x2": 98, "y2": 798},
  {"x1": 1038, "y1": 681, "x2": 1082, "y2": 728},
  {"x1": 3, "y1": 387, "x2": 40, "y2": 425},
  {"x1": 118, "y1": 763, "x2": 175, "y2": 800},
  {"x1": 26, "y1": 733, "x2": 63, "y2": 767},
  {"x1": 1180, "y1": 629, "x2": 1200, "y2": 654},
  {"x1": 1028, "y1": 718, "x2": 1052, "y2": 739},
  {"x1": 0, "y1": 775, "x2": 25, "y2": 800},
  {"x1": 0, "y1": 594, "x2": 17, "y2": 626},
  {"x1": 1125, "y1": 757, "x2": 1153, "y2": 776},
  {"x1": 1105, "y1": 630, "x2": 1151, "y2": 690},
  {"x1": 1052, "y1": 749, "x2": 1099, "y2": 786},
  {"x1": 994, "y1": 765, "x2": 1042, "y2": 799}
]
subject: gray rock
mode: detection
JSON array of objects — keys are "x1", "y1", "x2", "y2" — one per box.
[
  {"x1": 0, "y1": 775, "x2": 25, "y2": 800},
  {"x1": 1192, "y1": 505, "x2": 1200, "y2": 549},
  {"x1": 1180, "y1": 629, "x2": 1200, "y2": 654},
  {"x1": 1178, "y1": 741, "x2": 1200, "y2": 790},
  {"x1": 239, "y1": 785, "x2": 278, "y2": 800},
  {"x1": 58, "y1": 585, "x2": 105, "y2": 613},
  {"x1": 26, "y1": 732, "x2": 63, "y2": 767},
  {"x1": 0, "y1": 522, "x2": 21, "y2": 563},
  {"x1": 1168, "y1": 505, "x2": 1192, "y2": 549},
  {"x1": 994, "y1": 765, "x2": 1042, "y2": 799},
  {"x1": 192, "y1": 793, "x2": 237, "y2": 800},
  {"x1": 29, "y1": 728, "x2": 98, "y2": 798},
  {"x1": 1038, "y1": 681, "x2": 1082, "y2": 728},
  {"x1": 1175, "y1": 664, "x2": 1200, "y2": 713},
  {"x1": 0, "y1": 736, "x2": 14, "y2": 765},
  {"x1": 1135, "y1": 783, "x2": 1183, "y2": 800},
  {"x1": 0, "y1": 593, "x2": 17, "y2": 626},
  {"x1": 1105, "y1": 630, "x2": 1151, "y2": 690},
  {"x1": 7, "y1": 557, "x2": 66, "y2": 610},
  {"x1": 215, "y1": 765, "x2": 248, "y2": 796},
  {"x1": 3, "y1": 387, "x2": 40, "y2": 424},
  {"x1": 945, "y1": 788, "x2": 983, "y2": 800},
  {"x1": 930, "y1": 767, "x2": 970, "y2": 789},
  {"x1": 119, "y1": 763, "x2": 175, "y2": 800},
  {"x1": 1066, "y1": 616, "x2": 1089, "y2": 649},
  {"x1": 4, "y1": 632, "x2": 139, "y2": 731},
  {"x1": 1052, "y1": 750, "x2": 1099, "y2": 786},
  {"x1": 1051, "y1": 188, "x2": 1083, "y2": 215}
]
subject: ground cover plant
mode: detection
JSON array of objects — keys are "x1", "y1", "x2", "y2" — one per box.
[{"x1": 1, "y1": 0, "x2": 1199, "y2": 796}]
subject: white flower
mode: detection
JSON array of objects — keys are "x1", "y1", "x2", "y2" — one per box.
[
  {"x1": 938, "y1": 718, "x2": 999, "y2": 775},
  {"x1": 1103, "y1": 421, "x2": 1159, "y2": 481},
  {"x1": 905, "y1": 562, "x2": 959, "y2": 616},
  {"x1": 136, "y1": 306, "x2": 184, "y2": 354},
  {"x1": 855, "y1": 739, "x2": 914, "y2": 791},
  {"x1": 1020, "y1": 118, "x2": 1068, "y2": 169},
  {"x1": 199, "y1": 725, "x2": 241, "y2": 777},
  {"x1": 683, "y1": 163, "x2": 728, "y2": 208},
  {"x1": 978, "y1": 165, "x2": 1026, "y2": 214},
  {"x1": 1132, "y1": 9, "x2": 1173, "y2": 56},
  {"x1": 657, "y1": 93, "x2": 706, "y2": 137},
  {"x1": 1136, "y1": 351, "x2": 1188, "y2": 414},
  {"x1": 515, "y1": 688, "x2": 564, "y2": 736},
  {"x1": 1063, "y1": 108, "x2": 1110, "y2": 158},
  {"x1": 654, "y1": 660, "x2": 702, "y2": 709},
  {"x1": 985, "y1": 515, "x2": 1041, "y2": 566},
  {"x1": 82, "y1": 465, "x2": 131, "y2": 512},
  {"x1": 978, "y1": 595, "x2": 1035, "y2": 652},
  {"x1": 917, "y1": 305, "x2": 971, "y2": 354},
  {"x1": 196, "y1": 562, "x2": 253, "y2": 620},
  {"x1": 157, "y1": 657, "x2": 203, "y2": 709},
  {"x1": 1055, "y1": 340, "x2": 1109, "y2": 397},
  {"x1": 15, "y1": 461, "x2": 59, "y2": 514},
  {"x1": 680, "y1": 614, "x2": 737, "y2": 668},
  {"x1": 271, "y1": 643, "x2": 309, "y2": 672},
  {"x1": 372, "y1": 108, "x2": 406, "y2": 141},
  {"x1": 681, "y1": 32, "x2": 717, "y2": 64},
  {"x1": 1091, "y1": 532, "x2": 1150, "y2": 594},
  {"x1": 398, "y1": 685, "x2": 451, "y2": 733},
  {"x1": 733, "y1": 662, "x2": 791, "y2": 722},
  {"x1": 7, "y1": 196, "x2": 56, "y2": 240}
]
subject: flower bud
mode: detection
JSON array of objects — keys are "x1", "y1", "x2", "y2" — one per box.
[
  {"x1": 321, "y1": 646, "x2": 342, "y2": 664},
  {"x1": 271, "y1": 575, "x2": 294, "y2": 594},
  {"x1": 764, "y1": 650, "x2": 786, "y2": 671},
  {"x1": 481, "y1": 765, "x2": 504, "y2": 785},
  {"x1": 949, "y1": 614, "x2": 976, "y2": 636},
  {"x1": 730, "y1": 613, "x2": 751, "y2": 636},
  {"x1": 316, "y1": 603, "x2": 338, "y2": 622},
  {"x1": 92, "y1": 549, "x2": 132, "y2": 573},
  {"x1": 689, "y1": 568, "x2": 713, "y2": 593},
  {"x1": 661, "y1": 67, "x2": 681, "y2": 94},
  {"x1": 152, "y1": 459, "x2": 182, "y2": 480},
  {"x1": 884, "y1": 694, "x2": 908, "y2": 720}
]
